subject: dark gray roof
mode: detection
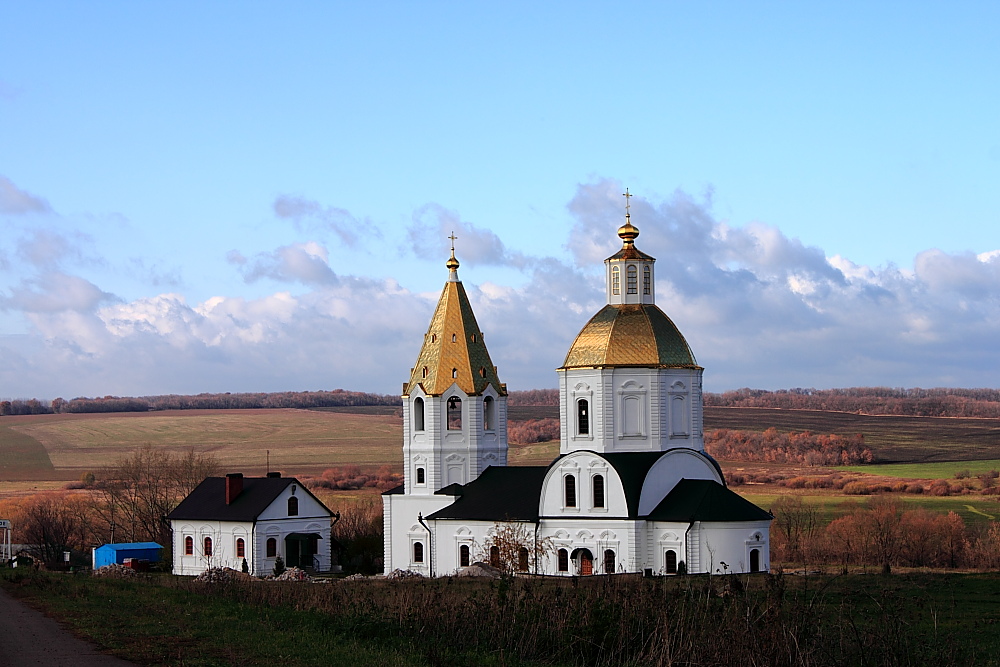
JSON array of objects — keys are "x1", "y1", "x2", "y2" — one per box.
[
  {"x1": 646, "y1": 479, "x2": 773, "y2": 522},
  {"x1": 167, "y1": 477, "x2": 331, "y2": 522},
  {"x1": 425, "y1": 466, "x2": 548, "y2": 522}
]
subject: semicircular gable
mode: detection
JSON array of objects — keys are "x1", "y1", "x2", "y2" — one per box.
[
  {"x1": 638, "y1": 449, "x2": 724, "y2": 516},
  {"x1": 539, "y1": 451, "x2": 630, "y2": 517}
]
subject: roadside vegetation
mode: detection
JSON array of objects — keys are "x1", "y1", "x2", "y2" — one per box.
[{"x1": 5, "y1": 567, "x2": 1000, "y2": 666}]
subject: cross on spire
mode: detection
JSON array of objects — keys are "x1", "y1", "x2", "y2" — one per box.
[
  {"x1": 623, "y1": 188, "x2": 632, "y2": 221},
  {"x1": 448, "y1": 231, "x2": 457, "y2": 252}
]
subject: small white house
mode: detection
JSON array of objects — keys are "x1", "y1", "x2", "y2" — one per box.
[{"x1": 168, "y1": 472, "x2": 333, "y2": 577}]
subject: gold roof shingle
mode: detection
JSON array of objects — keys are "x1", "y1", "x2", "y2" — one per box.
[
  {"x1": 404, "y1": 280, "x2": 506, "y2": 397},
  {"x1": 560, "y1": 304, "x2": 700, "y2": 370}
]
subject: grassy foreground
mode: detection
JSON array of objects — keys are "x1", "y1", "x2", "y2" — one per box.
[{"x1": 4, "y1": 569, "x2": 1000, "y2": 666}]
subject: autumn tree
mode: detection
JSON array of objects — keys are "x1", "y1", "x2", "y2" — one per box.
[
  {"x1": 13, "y1": 493, "x2": 96, "y2": 567},
  {"x1": 478, "y1": 521, "x2": 554, "y2": 576},
  {"x1": 772, "y1": 496, "x2": 818, "y2": 563}
]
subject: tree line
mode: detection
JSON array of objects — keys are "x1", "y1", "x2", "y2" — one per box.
[
  {"x1": 0, "y1": 389, "x2": 398, "y2": 415},
  {"x1": 705, "y1": 386, "x2": 1000, "y2": 417}
]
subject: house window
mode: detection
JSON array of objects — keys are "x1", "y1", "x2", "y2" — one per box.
[
  {"x1": 267, "y1": 538, "x2": 277, "y2": 558},
  {"x1": 184, "y1": 536, "x2": 193, "y2": 555},
  {"x1": 643, "y1": 266, "x2": 651, "y2": 295},
  {"x1": 604, "y1": 549, "x2": 616, "y2": 574},
  {"x1": 483, "y1": 396, "x2": 495, "y2": 431},
  {"x1": 627, "y1": 265, "x2": 637, "y2": 294},
  {"x1": 593, "y1": 474, "x2": 605, "y2": 508},
  {"x1": 447, "y1": 396, "x2": 462, "y2": 430},
  {"x1": 236, "y1": 538, "x2": 245, "y2": 559},
  {"x1": 577, "y1": 399, "x2": 589, "y2": 436},
  {"x1": 203, "y1": 536, "x2": 213, "y2": 557},
  {"x1": 518, "y1": 547, "x2": 529, "y2": 572},
  {"x1": 558, "y1": 548, "x2": 569, "y2": 572},
  {"x1": 460, "y1": 544, "x2": 470, "y2": 567},
  {"x1": 490, "y1": 545, "x2": 500, "y2": 568},
  {"x1": 416, "y1": 467, "x2": 425, "y2": 484},
  {"x1": 564, "y1": 474, "x2": 577, "y2": 508},
  {"x1": 612, "y1": 266, "x2": 620, "y2": 295},
  {"x1": 413, "y1": 397, "x2": 425, "y2": 431},
  {"x1": 413, "y1": 542, "x2": 424, "y2": 563},
  {"x1": 750, "y1": 548, "x2": 761, "y2": 573},
  {"x1": 665, "y1": 549, "x2": 677, "y2": 574},
  {"x1": 288, "y1": 496, "x2": 299, "y2": 516}
]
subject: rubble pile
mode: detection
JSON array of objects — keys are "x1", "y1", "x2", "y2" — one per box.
[
  {"x1": 272, "y1": 566, "x2": 313, "y2": 582},
  {"x1": 92, "y1": 564, "x2": 139, "y2": 579},
  {"x1": 456, "y1": 562, "x2": 502, "y2": 578},
  {"x1": 194, "y1": 567, "x2": 253, "y2": 584},
  {"x1": 385, "y1": 568, "x2": 424, "y2": 580}
]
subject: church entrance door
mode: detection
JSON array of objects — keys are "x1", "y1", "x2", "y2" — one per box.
[{"x1": 571, "y1": 548, "x2": 594, "y2": 575}]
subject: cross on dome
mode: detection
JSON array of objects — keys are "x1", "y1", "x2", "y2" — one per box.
[
  {"x1": 446, "y1": 231, "x2": 460, "y2": 274},
  {"x1": 618, "y1": 188, "x2": 639, "y2": 243}
]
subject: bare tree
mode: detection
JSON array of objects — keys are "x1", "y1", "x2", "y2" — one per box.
[
  {"x1": 772, "y1": 496, "x2": 818, "y2": 563},
  {"x1": 93, "y1": 446, "x2": 218, "y2": 548},
  {"x1": 478, "y1": 521, "x2": 554, "y2": 576}
]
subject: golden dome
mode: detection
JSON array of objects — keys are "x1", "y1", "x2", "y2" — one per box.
[
  {"x1": 617, "y1": 219, "x2": 639, "y2": 243},
  {"x1": 446, "y1": 249, "x2": 460, "y2": 271},
  {"x1": 560, "y1": 304, "x2": 699, "y2": 369}
]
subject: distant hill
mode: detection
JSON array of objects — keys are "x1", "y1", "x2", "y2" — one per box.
[{"x1": 705, "y1": 387, "x2": 1000, "y2": 418}]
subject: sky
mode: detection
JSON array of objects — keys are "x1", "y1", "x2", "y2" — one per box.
[{"x1": 2, "y1": 2, "x2": 999, "y2": 400}]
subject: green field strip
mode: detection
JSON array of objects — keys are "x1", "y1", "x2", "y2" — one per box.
[
  {"x1": 838, "y1": 459, "x2": 1000, "y2": 479},
  {"x1": 0, "y1": 424, "x2": 55, "y2": 476},
  {"x1": 738, "y1": 490, "x2": 1000, "y2": 527}
]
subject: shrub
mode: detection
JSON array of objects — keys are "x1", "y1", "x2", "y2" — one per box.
[{"x1": 843, "y1": 481, "x2": 872, "y2": 495}]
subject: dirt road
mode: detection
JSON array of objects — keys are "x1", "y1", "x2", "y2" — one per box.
[{"x1": 0, "y1": 587, "x2": 137, "y2": 666}]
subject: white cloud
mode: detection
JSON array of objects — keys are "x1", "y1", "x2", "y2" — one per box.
[
  {"x1": 231, "y1": 241, "x2": 339, "y2": 286},
  {"x1": 406, "y1": 203, "x2": 529, "y2": 269},
  {"x1": 4, "y1": 179, "x2": 1000, "y2": 399},
  {"x1": 0, "y1": 176, "x2": 51, "y2": 215},
  {"x1": 273, "y1": 195, "x2": 367, "y2": 248}
]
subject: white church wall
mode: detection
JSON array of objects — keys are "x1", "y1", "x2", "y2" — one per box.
[
  {"x1": 684, "y1": 521, "x2": 772, "y2": 574},
  {"x1": 384, "y1": 493, "x2": 455, "y2": 574},
  {"x1": 539, "y1": 452, "x2": 630, "y2": 518},
  {"x1": 636, "y1": 449, "x2": 724, "y2": 516}
]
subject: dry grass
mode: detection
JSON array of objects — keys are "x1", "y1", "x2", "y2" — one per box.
[{"x1": 0, "y1": 409, "x2": 402, "y2": 496}]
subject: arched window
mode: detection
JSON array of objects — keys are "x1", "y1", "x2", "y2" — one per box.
[
  {"x1": 593, "y1": 474, "x2": 605, "y2": 508},
  {"x1": 184, "y1": 536, "x2": 193, "y2": 555},
  {"x1": 416, "y1": 467, "x2": 425, "y2": 484},
  {"x1": 604, "y1": 549, "x2": 616, "y2": 574},
  {"x1": 564, "y1": 474, "x2": 577, "y2": 508},
  {"x1": 287, "y1": 496, "x2": 299, "y2": 516},
  {"x1": 203, "y1": 536, "x2": 213, "y2": 557},
  {"x1": 518, "y1": 547, "x2": 529, "y2": 572},
  {"x1": 431, "y1": 334, "x2": 437, "y2": 343},
  {"x1": 577, "y1": 399, "x2": 589, "y2": 436},
  {"x1": 451, "y1": 333, "x2": 457, "y2": 342},
  {"x1": 413, "y1": 542, "x2": 424, "y2": 563},
  {"x1": 267, "y1": 538, "x2": 277, "y2": 558},
  {"x1": 643, "y1": 266, "x2": 651, "y2": 295},
  {"x1": 236, "y1": 538, "x2": 245, "y2": 559},
  {"x1": 665, "y1": 549, "x2": 677, "y2": 574},
  {"x1": 413, "y1": 397, "x2": 425, "y2": 431},
  {"x1": 612, "y1": 266, "x2": 620, "y2": 295},
  {"x1": 489, "y1": 545, "x2": 500, "y2": 568},
  {"x1": 558, "y1": 548, "x2": 569, "y2": 572},
  {"x1": 447, "y1": 396, "x2": 462, "y2": 430},
  {"x1": 483, "y1": 396, "x2": 495, "y2": 431},
  {"x1": 452, "y1": 368, "x2": 457, "y2": 379},
  {"x1": 627, "y1": 265, "x2": 637, "y2": 294},
  {"x1": 750, "y1": 548, "x2": 761, "y2": 573},
  {"x1": 460, "y1": 544, "x2": 470, "y2": 567},
  {"x1": 421, "y1": 366, "x2": 428, "y2": 378}
]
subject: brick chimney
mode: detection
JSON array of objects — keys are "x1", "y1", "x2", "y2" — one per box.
[{"x1": 225, "y1": 473, "x2": 244, "y2": 504}]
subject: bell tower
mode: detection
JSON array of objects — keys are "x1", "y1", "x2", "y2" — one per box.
[{"x1": 400, "y1": 237, "x2": 508, "y2": 496}]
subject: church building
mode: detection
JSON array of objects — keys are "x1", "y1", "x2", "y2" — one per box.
[{"x1": 382, "y1": 198, "x2": 771, "y2": 576}]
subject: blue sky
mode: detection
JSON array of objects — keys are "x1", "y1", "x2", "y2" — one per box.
[{"x1": 2, "y1": 2, "x2": 999, "y2": 400}]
